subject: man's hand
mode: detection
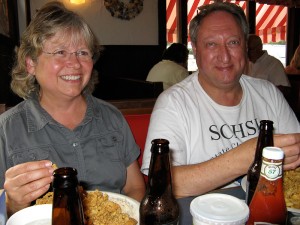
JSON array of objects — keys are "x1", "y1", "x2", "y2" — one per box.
[{"x1": 274, "y1": 133, "x2": 300, "y2": 170}]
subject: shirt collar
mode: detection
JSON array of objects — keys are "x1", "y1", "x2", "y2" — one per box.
[{"x1": 25, "y1": 93, "x2": 97, "y2": 132}]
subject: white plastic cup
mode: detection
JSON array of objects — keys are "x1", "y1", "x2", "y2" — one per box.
[{"x1": 190, "y1": 193, "x2": 249, "y2": 225}]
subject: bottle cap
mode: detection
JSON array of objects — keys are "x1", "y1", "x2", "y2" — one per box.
[
  {"x1": 190, "y1": 193, "x2": 249, "y2": 225},
  {"x1": 262, "y1": 147, "x2": 284, "y2": 160}
]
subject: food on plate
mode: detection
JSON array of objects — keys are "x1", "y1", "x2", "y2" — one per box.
[
  {"x1": 52, "y1": 163, "x2": 58, "y2": 170},
  {"x1": 283, "y1": 167, "x2": 300, "y2": 209},
  {"x1": 36, "y1": 189, "x2": 137, "y2": 225}
]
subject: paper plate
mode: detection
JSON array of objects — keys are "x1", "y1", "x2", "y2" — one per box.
[
  {"x1": 6, "y1": 191, "x2": 140, "y2": 225},
  {"x1": 6, "y1": 204, "x2": 51, "y2": 225},
  {"x1": 241, "y1": 175, "x2": 247, "y2": 192}
]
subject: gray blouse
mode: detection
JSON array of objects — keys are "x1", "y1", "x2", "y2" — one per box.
[{"x1": 0, "y1": 94, "x2": 140, "y2": 193}]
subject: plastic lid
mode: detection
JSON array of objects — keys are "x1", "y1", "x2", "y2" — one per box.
[
  {"x1": 262, "y1": 147, "x2": 284, "y2": 160},
  {"x1": 190, "y1": 193, "x2": 249, "y2": 225}
]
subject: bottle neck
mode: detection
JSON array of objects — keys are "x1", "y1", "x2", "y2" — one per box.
[
  {"x1": 254, "y1": 127, "x2": 273, "y2": 160},
  {"x1": 148, "y1": 152, "x2": 172, "y2": 192},
  {"x1": 52, "y1": 167, "x2": 79, "y2": 189}
]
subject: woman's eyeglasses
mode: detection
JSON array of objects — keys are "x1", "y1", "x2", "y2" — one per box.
[{"x1": 42, "y1": 49, "x2": 93, "y2": 62}]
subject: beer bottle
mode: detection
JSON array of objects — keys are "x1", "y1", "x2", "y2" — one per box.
[
  {"x1": 245, "y1": 120, "x2": 273, "y2": 205},
  {"x1": 139, "y1": 139, "x2": 179, "y2": 225},
  {"x1": 52, "y1": 167, "x2": 85, "y2": 225},
  {"x1": 246, "y1": 147, "x2": 287, "y2": 225}
]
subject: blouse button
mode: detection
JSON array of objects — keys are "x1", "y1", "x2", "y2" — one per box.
[{"x1": 72, "y1": 142, "x2": 78, "y2": 147}]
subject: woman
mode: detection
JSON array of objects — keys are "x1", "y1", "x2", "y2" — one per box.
[
  {"x1": 0, "y1": 1, "x2": 145, "y2": 216},
  {"x1": 285, "y1": 45, "x2": 300, "y2": 74}
]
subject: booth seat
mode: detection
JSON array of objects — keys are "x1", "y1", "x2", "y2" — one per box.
[{"x1": 124, "y1": 114, "x2": 151, "y2": 183}]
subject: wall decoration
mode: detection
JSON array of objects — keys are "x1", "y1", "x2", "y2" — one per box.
[{"x1": 104, "y1": 0, "x2": 143, "y2": 21}]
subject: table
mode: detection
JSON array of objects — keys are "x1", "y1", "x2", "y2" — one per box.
[
  {"x1": 177, "y1": 186, "x2": 299, "y2": 225},
  {"x1": 177, "y1": 186, "x2": 245, "y2": 224},
  {"x1": 0, "y1": 190, "x2": 6, "y2": 225}
]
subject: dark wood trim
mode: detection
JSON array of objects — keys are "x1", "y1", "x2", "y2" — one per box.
[
  {"x1": 158, "y1": 0, "x2": 166, "y2": 48},
  {"x1": 108, "y1": 98, "x2": 156, "y2": 115},
  {"x1": 177, "y1": 0, "x2": 187, "y2": 45},
  {"x1": 25, "y1": 0, "x2": 31, "y2": 26},
  {"x1": 286, "y1": 7, "x2": 300, "y2": 66},
  {"x1": 6, "y1": 0, "x2": 19, "y2": 45},
  {"x1": 247, "y1": 1, "x2": 256, "y2": 34}
]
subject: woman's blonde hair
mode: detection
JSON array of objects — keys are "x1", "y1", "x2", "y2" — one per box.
[{"x1": 11, "y1": 1, "x2": 100, "y2": 99}]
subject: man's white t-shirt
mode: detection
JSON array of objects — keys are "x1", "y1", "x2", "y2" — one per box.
[{"x1": 141, "y1": 73, "x2": 300, "y2": 182}]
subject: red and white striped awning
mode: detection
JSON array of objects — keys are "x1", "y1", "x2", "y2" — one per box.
[
  {"x1": 167, "y1": 0, "x2": 287, "y2": 44},
  {"x1": 255, "y1": 4, "x2": 286, "y2": 43}
]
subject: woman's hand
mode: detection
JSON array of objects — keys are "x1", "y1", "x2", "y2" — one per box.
[
  {"x1": 274, "y1": 133, "x2": 300, "y2": 170},
  {"x1": 4, "y1": 160, "x2": 54, "y2": 216}
]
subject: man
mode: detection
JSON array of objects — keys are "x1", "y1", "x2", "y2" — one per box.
[
  {"x1": 141, "y1": 2, "x2": 300, "y2": 198},
  {"x1": 146, "y1": 43, "x2": 189, "y2": 90},
  {"x1": 246, "y1": 34, "x2": 290, "y2": 94}
]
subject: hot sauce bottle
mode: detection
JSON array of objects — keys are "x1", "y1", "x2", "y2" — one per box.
[
  {"x1": 139, "y1": 139, "x2": 179, "y2": 225},
  {"x1": 246, "y1": 147, "x2": 287, "y2": 225}
]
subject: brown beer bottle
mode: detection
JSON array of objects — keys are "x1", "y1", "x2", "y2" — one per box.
[
  {"x1": 246, "y1": 147, "x2": 287, "y2": 224},
  {"x1": 139, "y1": 139, "x2": 179, "y2": 225},
  {"x1": 52, "y1": 167, "x2": 85, "y2": 225},
  {"x1": 245, "y1": 120, "x2": 273, "y2": 205}
]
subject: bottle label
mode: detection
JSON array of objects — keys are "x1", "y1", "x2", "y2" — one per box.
[{"x1": 260, "y1": 161, "x2": 282, "y2": 181}]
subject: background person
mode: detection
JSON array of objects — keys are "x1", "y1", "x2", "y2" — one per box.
[
  {"x1": 285, "y1": 45, "x2": 300, "y2": 75},
  {"x1": 141, "y1": 2, "x2": 300, "y2": 199},
  {"x1": 0, "y1": 2, "x2": 145, "y2": 216},
  {"x1": 146, "y1": 43, "x2": 189, "y2": 90},
  {"x1": 246, "y1": 34, "x2": 291, "y2": 93}
]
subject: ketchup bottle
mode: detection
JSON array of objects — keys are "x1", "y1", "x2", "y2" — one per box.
[{"x1": 246, "y1": 147, "x2": 287, "y2": 225}]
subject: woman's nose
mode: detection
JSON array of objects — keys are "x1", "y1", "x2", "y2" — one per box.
[{"x1": 67, "y1": 53, "x2": 81, "y2": 68}]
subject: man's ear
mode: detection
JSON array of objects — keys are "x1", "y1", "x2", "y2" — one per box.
[
  {"x1": 191, "y1": 42, "x2": 197, "y2": 58},
  {"x1": 25, "y1": 57, "x2": 36, "y2": 75}
]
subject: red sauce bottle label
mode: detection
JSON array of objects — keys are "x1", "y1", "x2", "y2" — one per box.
[{"x1": 260, "y1": 161, "x2": 282, "y2": 181}]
